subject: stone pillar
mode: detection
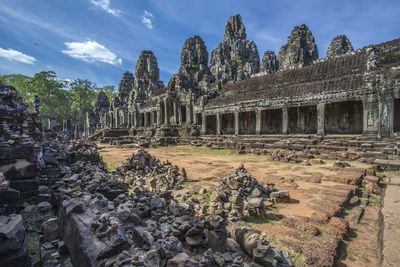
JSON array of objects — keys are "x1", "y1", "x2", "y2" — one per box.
[
  {"x1": 173, "y1": 101, "x2": 177, "y2": 124},
  {"x1": 150, "y1": 112, "x2": 153, "y2": 126},
  {"x1": 255, "y1": 109, "x2": 261, "y2": 135},
  {"x1": 156, "y1": 110, "x2": 161, "y2": 126},
  {"x1": 216, "y1": 113, "x2": 221, "y2": 135},
  {"x1": 317, "y1": 102, "x2": 325, "y2": 136},
  {"x1": 186, "y1": 105, "x2": 192, "y2": 124},
  {"x1": 363, "y1": 98, "x2": 379, "y2": 136},
  {"x1": 164, "y1": 98, "x2": 170, "y2": 125},
  {"x1": 201, "y1": 113, "x2": 206, "y2": 135},
  {"x1": 127, "y1": 112, "x2": 131, "y2": 128},
  {"x1": 282, "y1": 107, "x2": 288, "y2": 134},
  {"x1": 234, "y1": 111, "x2": 239, "y2": 135},
  {"x1": 193, "y1": 112, "x2": 198, "y2": 124}
]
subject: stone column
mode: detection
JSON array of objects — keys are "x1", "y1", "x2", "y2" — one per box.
[
  {"x1": 173, "y1": 101, "x2": 177, "y2": 124},
  {"x1": 216, "y1": 113, "x2": 221, "y2": 135},
  {"x1": 127, "y1": 112, "x2": 131, "y2": 128},
  {"x1": 362, "y1": 98, "x2": 379, "y2": 136},
  {"x1": 193, "y1": 112, "x2": 198, "y2": 124},
  {"x1": 317, "y1": 102, "x2": 325, "y2": 136},
  {"x1": 282, "y1": 107, "x2": 288, "y2": 134},
  {"x1": 164, "y1": 98, "x2": 170, "y2": 125},
  {"x1": 201, "y1": 113, "x2": 206, "y2": 135},
  {"x1": 255, "y1": 109, "x2": 261, "y2": 135},
  {"x1": 186, "y1": 104, "x2": 192, "y2": 124},
  {"x1": 234, "y1": 111, "x2": 239, "y2": 135},
  {"x1": 150, "y1": 112, "x2": 155, "y2": 126},
  {"x1": 156, "y1": 109, "x2": 161, "y2": 126}
]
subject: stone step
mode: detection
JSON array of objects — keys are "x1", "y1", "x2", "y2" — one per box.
[{"x1": 374, "y1": 159, "x2": 400, "y2": 171}]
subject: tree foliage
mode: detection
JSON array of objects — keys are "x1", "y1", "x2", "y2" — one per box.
[{"x1": 0, "y1": 71, "x2": 116, "y2": 127}]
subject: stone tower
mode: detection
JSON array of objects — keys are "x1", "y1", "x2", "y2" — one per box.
[
  {"x1": 260, "y1": 51, "x2": 279, "y2": 74},
  {"x1": 134, "y1": 50, "x2": 162, "y2": 99},
  {"x1": 168, "y1": 35, "x2": 211, "y2": 93},
  {"x1": 327, "y1": 35, "x2": 354, "y2": 57},
  {"x1": 210, "y1": 14, "x2": 260, "y2": 83},
  {"x1": 279, "y1": 24, "x2": 318, "y2": 70}
]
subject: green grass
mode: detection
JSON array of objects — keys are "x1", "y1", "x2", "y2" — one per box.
[
  {"x1": 27, "y1": 231, "x2": 41, "y2": 263},
  {"x1": 244, "y1": 214, "x2": 279, "y2": 225}
]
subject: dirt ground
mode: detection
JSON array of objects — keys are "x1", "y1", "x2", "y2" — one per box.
[{"x1": 98, "y1": 144, "x2": 381, "y2": 267}]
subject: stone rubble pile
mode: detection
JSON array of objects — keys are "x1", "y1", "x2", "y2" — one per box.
[
  {"x1": 271, "y1": 149, "x2": 315, "y2": 163},
  {"x1": 0, "y1": 214, "x2": 31, "y2": 267},
  {"x1": 0, "y1": 83, "x2": 42, "y2": 205},
  {"x1": 230, "y1": 223, "x2": 292, "y2": 267},
  {"x1": 210, "y1": 164, "x2": 289, "y2": 222},
  {"x1": 45, "y1": 145, "x2": 255, "y2": 266},
  {"x1": 117, "y1": 148, "x2": 187, "y2": 192}
]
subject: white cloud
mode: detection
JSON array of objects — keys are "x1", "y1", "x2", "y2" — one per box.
[
  {"x1": 62, "y1": 40, "x2": 122, "y2": 65},
  {"x1": 0, "y1": 47, "x2": 36, "y2": 64},
  {"x1": 141, "y1": 10, "x2": 153, "y2": 29},
  {"x1": 90, "y1": 0, "x2": 120, "y2": 16}
]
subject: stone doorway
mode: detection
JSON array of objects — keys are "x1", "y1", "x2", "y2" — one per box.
[
  {"x1": 288, "y1": 106, "x2": 317, "y2": 134},
  {"x1": 196, "y1": 113, "x2": 202, "y2": 126},
  {"x1": 181, "y1": 106, "x2": 187, "y2": 124},
  {"x1": 394, "y1": 99, "x2": 400, "y2": 132},
  {"x1": 325, "y1": 101, "x2": 363, "y2": 134},
  {"x1": 261, "y1": 109, "x2": 282, "y2": 134},
  {"x1": 140, "y1": 113, "x2": 145, "y2": 127},
  {"x1": 239, "y1": 111, "x2": 256, "y2": 135},
  {"x1": 221, "y1": 113, "x2": 235, "y2": 134},
  {"x1": 205, "y1": 114, "x2": 217, "y2": 135}
]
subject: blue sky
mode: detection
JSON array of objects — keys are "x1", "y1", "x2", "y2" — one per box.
[{"x1": 0, "y1": 0, "x2": 399, "y2": 88}]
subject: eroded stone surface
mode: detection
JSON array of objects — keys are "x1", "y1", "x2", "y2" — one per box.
[
  {"x1": 327, "y1": 35, "x2": 354, "y2": 57},
  {"x1": 210, "y1": 14, "x2": 260, "y2": 83},
  {"x1": 279, "y1": 24, "x2": 318, "y2": 70}
]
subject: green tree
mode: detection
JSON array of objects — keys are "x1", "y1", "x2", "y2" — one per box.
[
  {"x1": 68, "y1": 79, "x2": 97, "y2": 125},
  {"x1": 0, "y1": 74, "x2": 33, "y2": 108},
  {"x1": 96, "y1": 85, "x2": 117, "y2": 101},
  {"x1": 28, "y1": 71, "x2": 70, "y2": 122}
]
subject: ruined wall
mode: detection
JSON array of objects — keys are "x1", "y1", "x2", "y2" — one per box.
[
  {"x1": 288, "y1": 106, "x2": 317, "y2": 134},
  {"x1": 221, "y1": 113, "x2": 235, "y2": 134},
  {"x1": 239, "y1": 111, "x2": 256, "y2": 134},
  {"x1": 261, "y1": 109, "x2": 282, "y2": 134},
  {"x1": 325, "y1": 101, "x2": 363, "y2": 134}
]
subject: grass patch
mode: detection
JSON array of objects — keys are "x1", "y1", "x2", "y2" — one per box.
[
  {"x1": 244, "y1": 214, "x2": 280, "y2": 225},
  {"x1": 27, "y1": 231, "x2": 40, "y2": 263}
]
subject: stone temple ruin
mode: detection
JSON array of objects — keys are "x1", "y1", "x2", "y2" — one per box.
[
  {"x1": 86, "y1": 14, "x2": 400, "y2": 151},
  {"x1": 1, "y1": 12, "x2": 400, "y2": 267}
]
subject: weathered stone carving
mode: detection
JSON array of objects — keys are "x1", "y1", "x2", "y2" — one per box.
[
  {"x1": 210, "y1": 14, "x2": 260, "y2": 83},
  {"x1": 118, "y1": 71, "x2": 135, "y2": 105},
  {"x1": 94, "y1": 92, "x2": 110, "y2": 113},
  {"x1": 134, "y1": 50, "x2": 163, "y2": 99},
  {"x1": 260, "y1": 51, "x2": 279, "y2": 74},
  {"x1": 279, "y1": 24, "x2": 318, "y2": 70},
  {"x1": 168, "y1": 35, "x2": 211, "y2": 93},
  {"x1": 327, "y1": 35, "x2": 354, "y2": 57}
]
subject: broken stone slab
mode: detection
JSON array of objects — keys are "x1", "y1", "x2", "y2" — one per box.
[
  {"x1": 0, "y1": 239, "x2": 31, "y2": 267},
  {"x1": 59, "y1": 207, "x2": 127, "y2": 267},
  {"x1": 42, "y1": 218, "x2": 60, "y2": 242},
  {"x1": 166, "y1": 252, "x2": 190, "y2": 267},
  {"x1": 0, "y1": 215, "x2": 27, "y2": 260},
  {"x1": 348, "y1": 207, "x2": 364, "y2": 226}
]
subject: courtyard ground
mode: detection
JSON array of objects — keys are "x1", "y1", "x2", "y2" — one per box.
[{"x1": 98, "y1": 144, "x2": 381, "y2": 267}]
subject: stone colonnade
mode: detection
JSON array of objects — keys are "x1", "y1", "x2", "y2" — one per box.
[{"x1": 199, "y1": 98, "x2": 398, "y2": 137}]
